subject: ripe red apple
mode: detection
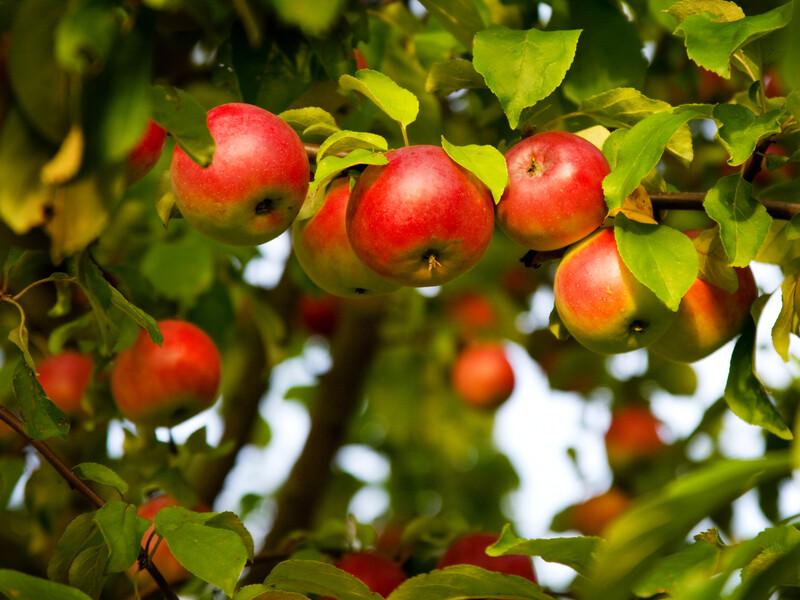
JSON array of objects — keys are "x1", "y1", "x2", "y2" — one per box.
[
  {"x1": 553, "y1": 228, "x2": 677, "y2": 354},
  {"x1": 129, "y1": 494, "x2": 210, "y2": 593},
  {"x1": 293, "y1": 178, "x2": 400, "y2": 297},
  {"x1": 297, "y1": 293, "x2": 341, "y2": 338},
  {"x1": 451, "y1": 342, "x2": 515, "y2": 410},
  {"x1": 321, "y1": 552, "x2": 406, "y2": 599},
  {"x1": 437, "y1": 532, "x2": 537, "y2": 586},
  {"x1": 346, "y1": 145, "x2": 495, "y2": 287},
  {"x1": 127, "y1": 119, "x2": 167, "y2": 185},
  {"x1": 605, "y1": 404, "x2": 665, "y2": 470},
  {"x1": 110, "y1": 319, "x2": 221, "y2": 428},
  {"x1": 648, "y1": 230, "x2": 758, "y2": 363},
  {"x1": 571, "y1": 488, "x2": 631, "y2": 537},
  {"x1": 446, "y1": 291, "x2": 499, "y2": 341},
  {"x1": 36, "y1": 351, "x2": 94, "y2": 417},
  {"x1": 496, "y1": 131, "x2": 610, "y2": 252},
  {"x1": 171, "y1": 102, "x2": 310, "y2": 246}
]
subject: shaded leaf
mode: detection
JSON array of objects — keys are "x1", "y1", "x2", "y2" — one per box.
[
  {"x1": 488, "y1": 526, "x2": 601, "y2": 576},
  {"x1": 426, "y1": 58, "x2": 486, "y2": 94},
  {"x1": 725, "y1": 318, "x2": 792, "y2": 440},
  {"x1": 692, "y1": 227, "x2": 740, "y2": 293},
  {"x1": 772, "y1": 273, "x2": 800, "y2": 361},
  {"x1": 614, "y1": 214, "x2": 699, "y2": 311},
  {"x1": 473, "y1": 26, "x2": 581, "y2": 130},
  {"x1": 318, "y1": 130, "x2": 388, "y2": 162},
  {"x1": 441, "y1": 136, "x2": 507, "y2": 204},
  {"x1": 267, "y1": 0, "x2": 346, "y2": 36},
  {"x1": 0, "y1": 570, "x2": 94, "y2": 600},
  {"x1": 417, "y1": 0, "x2": 487, "y2": 49},
  {"x1": 279, "y1": 107, "x2": 339, "y2": 135},
  {"x1": 48, "y1": 512, "x2": 100, "y2": 584},
  {"x1": 713, "y1": 104, "x2": 783, "y2": 166},
  {"x1": 633, "y1": 537, "x2": 721, "y2": 597},
  {"x1": 94, "y1": 502, "x2": 148, "y2": 574},
  {"x1": 149, "y1": 85, "x2": 215, "y2": 167},
  {"x1": 260, "y1": 559, "x2": 378, "y2": 600},
  {"x1": 69, "y1": 543, "x2": 108, "y2": 599},
  {"x1": 388, "y1": 565, "x2": 550, "y2": 600},
  {"x1": 73, "y1": 463, "x2": 129, "y2": 497},
  {"x1": 703, "y1": 174, "x2": 771, "y2": 267},
  {"x1": 13, "y1": 361, "x2": 69, "y2": 441},
  {"x1": 54, "y1": 0, "x2": 118, "y2": 74}
]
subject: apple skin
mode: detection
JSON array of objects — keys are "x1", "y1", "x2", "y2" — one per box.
[
  {"x1": 605, "y1": 405, "x2": 665, "y2": 471},
  {"x1": 321, "y1": 552, "x2": 407, "y2": 599},
  {"x1": 572, "y1": 488, "x2": 631, "y2": 537},
  {"x1": 293, "y1": 178, "x2": 400, "y2": 298},
  {"x1": 171, "y1": 102, "x2": 310, "y2": 246},
  {"x1": 496, "y1": 131, "x2": 610, "y2": 252},
  {"x1": 110, "y1": 320, "x2": 221, "y2": 428},
  {"x1": 346, "y1": 145, "x2": 495, "y2": 287},
  {"x1": 553, "y1": 228, "x2": 678, "y2": 354},
  {"x1": 446, "y1": 291, "x2": 499, "y2": 342},
  {"x1": 437, "y1": 533, "x2": 537, "y2": 586},
  {"x1": 127, "y1": 119, "x2": 167, "y2": 185},
  {"x1": 452, "y1": 342, "x2": 515, "y2": 410},
  {"x1": 648, "y1": 231, "x2": 758, "y2": 363},
  {"x1": 36, "y1": 351, "x2": 94, "y2": 417},
  {"x1": 297, "y1": 293, "x2": 341, "y2": 338}
]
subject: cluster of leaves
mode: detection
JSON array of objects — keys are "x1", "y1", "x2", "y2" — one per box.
[{"x1": 1, "y1": 0, "x2": 800, "y2": 599}]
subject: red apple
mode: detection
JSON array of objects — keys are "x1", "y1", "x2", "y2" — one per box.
[
  {"x1": 110, "y1": 319, "x2": 221, "y2": 428},
  {"x1": 451, "y1": 342, "x2": 515, "y2": 410},
  {"x1": 292, "y1": 178, "x2": 400, "y2": 297},
  {"x1": 571, "y1": 488, "x2": 631, "y2": 537},
  {"x1": 321, "y1": 552, "x2": 406, "y2": 599},
  {"x1": 297, "y1": 293, "x2": 341, "y2": 338},
  {"x1": 127, "y1": 119, "x2": 167, "y2": 185},
  {"x1": 437, "y1": 532, "x2": 537, "y2": 586},
  {"x1": 605, "y1": 404, "x2": 665, "y2": 470},
  {"x1": 496, "y1": 131, "x2": 610, "y2": 251},
  {"x1": 171, "y1": 102, "x2": 310, "y2": 246},
  {"x1": 36, "y1": 351, "x2": 94, "y2": 417},
  {"x1": 346, "y1": 145, "x2": 495, "y2": 287},
  {"x1": 129, "y1": 494, "x2": 210, "y2": 593},
  {"x1": 648, "y1": 230, "x2": 758, "y2": 363},
  {"x1": 446, "y1": 291, "x2": 499, "y2": 341},
  {"x1": 553, "y1": 228, "x2": 677, "y2": 354}
]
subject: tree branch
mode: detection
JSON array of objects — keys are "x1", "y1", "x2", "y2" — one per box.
[{"x1": 650, "y1": 192, "x2": 800, "y2": 221}]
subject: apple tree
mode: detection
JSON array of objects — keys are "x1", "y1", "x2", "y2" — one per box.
[{"x1": 1, "y1": 0, "x2": 800, "y2": 599}]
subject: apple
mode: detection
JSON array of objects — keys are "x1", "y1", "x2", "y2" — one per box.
[
  {"x1": 605, "y1": 404, "x2": 665, "y2": 470},
  {"x1": 437, "y1": 532, "x2": 537, "y2": 585},
  {"x1": 297, "y1": 293, "x2": 341, "y2": 338},
  {"x1": 496, "y1": 131, "x2": 610, "y2": 252},
  {"x1": 292, "y1": 178, "x2": 400, "y2": 298},
  {"x1": 129, "y1": 494, "x2": 210, "y2": 593},
  {"x1": 445, "y1": 291, "x2": 499, "y2": 341},
  {"x1": 346, "y1": 145, "x2": 495, "y2": 287},
  {"x1": 127, "y1": 119, "x2": 167, "y2": 185},
  {"x1": 451, "y1": 342, "x2": 515, "y2": 410},
  {"x1": 553, "y1": 228, "x2": 678, "y2": 354},
  {"x1": 648, "y1": 230, "x2": 758, "y2": 363},
  {"x1": 321, "y1": 552, "x2": 407, "y2": 599},
  {"x1": 36, "y1": 351, "x2": 94, "y2": 417},
  {"x1": 571, "y1": 488, "x2": 631, "y2": 537},
  {"x1": 110, "y1": 319, "x2": 221, "y2": 428},
  {"x1": 171, "y1": 102, "x2": 310, "y2": 246}
]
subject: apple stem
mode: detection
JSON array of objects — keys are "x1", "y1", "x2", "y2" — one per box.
[{"x1": 426, "y1": 252, "x2": 441, "y2": 271}]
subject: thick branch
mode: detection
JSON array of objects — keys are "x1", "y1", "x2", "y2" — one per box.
[{"x1": 243, "y1": 298, "x2": 386, "y2": 584}]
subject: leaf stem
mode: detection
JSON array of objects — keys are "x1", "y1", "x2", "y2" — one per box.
[{"x1": 400, "y1": 123, "x2": 409, "y2": 147}]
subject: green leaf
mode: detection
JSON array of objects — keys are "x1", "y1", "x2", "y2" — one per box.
[
  {"x1": 109, "y1": 287, "x2": 162, "y2": 345},
  {"x1": 234, "y1": 587, "x2": 311, "y2": 600},
  {"x1": 487, "y1": 526, "x2": 601, "y2": 576},
  {"x1": 75, "y1": 253, "x2": 116, "y2": 353},
  {"x1": 388, "y1": 565, "x2": 549, "y2": 600},
  {"x1": 633, "y1": 537, "x2": 721, "y2": 597},
  {"x1": 339, "y1": 70, "x2": 420, "y2": 128},
  {"x1": 473, "y1": 26, "x2": 581, "y2": 130},
  {"x1": 614, "y1": 215, "x2": 699, "y2": 311},
  {"x1": 772, "y1": 273, "x2": 800, "y2": 361},
  {"x1": 603, "y1": 109, "x2": 699, "y2": 211},
  {"x1": 155, "y1": 506, "x2": 249, "y2": 597},
  {"x1": 73, "y1": 463, "x2": 129, "y2": 497},
  {"x1": 787, "y1": 91, "x2": 800, "y2": 121},
  {"x1": 8, "y1": 323, "x2": 35, "y2": 373},
  {"x1": 725, "y1": 318, "x2": 792, "y2": 440},
  {"x1": 7, "y1": 0, "x2": 70, "y2": 143},
  {"x1": 417, "y1": 0, "x2": 488, "y2": 49},
  {"x1": 578, "y1": 454, "x2": 791, "y2": 600},
  {"x1": 713, "y1": 104, "x2": 783, "y2": 166},
  {"x1": 279, "y1": 107, "x2": 339, "y2": 136},
  {"x1": 0, "y1": 569, "x2": 95, "y2": 600},
  {"x1": 703, "y1": 175, "x2": 771, "y2": 267},
  {"x1": 441, "y1": 136, "x2": 507, "y2": 204},
  {"x1": 13, "y1": 361, "x2": 70, "y2": 441},
  {"x1": 667, "y1": 0, "x2": 744, "y2": 25},
  {"x1": 317, "y1": 130, "x2": 388, "y2": 162},
  {"x1": 675, "y1": 3, "x2": 794, "y2": 78},
  {"x1": 578, "y1": 88, "x2": 693, "y2": 163},
  {"x1": 94, "y1": 502, "x2": 148, "y2": 574},
  {"x1": 54, "y1": 0, "x2": 118, "y2": 74},
  {"x1": 426, "y1": 58, "x2": 487, "y2": 94},
  {"x1": 302, "y1": 148, "x2": 388, "y2": 219},
  {"x1": 206, "y1": 511, "x2": 256, "y2": 563},
  {"x1": 141, "y1": 232, "x2": 215, "y2": 305},
  {"x1": 48, "y1": 512, "x2": 101, "y2": 584},
  {"x1": 148, "y1": 84, "x2": 215, "y2": 167},
  {"x1": 69, "y1": 543, "x2": 109, "y2": 599},
  {"x1": 260, "y1": 559, "x2": 377, "y2": 600},
  {"x1": 692, "y1": 227, "x2": 740, "y2": 293},
  {"x1": 266, "y1": 0, "x2": 346, "y2": 36}
]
